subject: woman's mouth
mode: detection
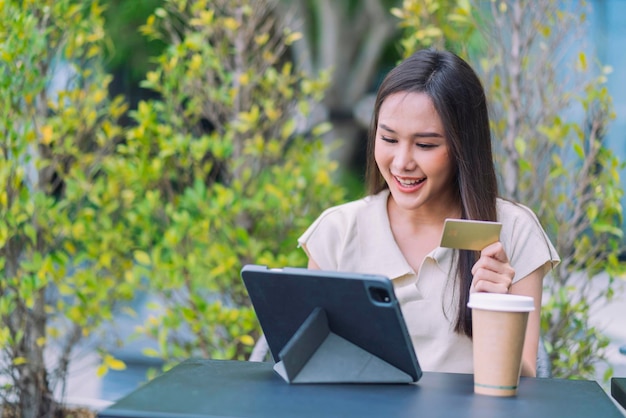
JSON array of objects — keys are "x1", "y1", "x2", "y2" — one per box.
[{"x1": 394, "y1": 175, "x2": 426, "y2": 189}]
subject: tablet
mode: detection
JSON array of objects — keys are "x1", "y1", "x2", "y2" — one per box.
[{"x1": 241, "y1": 264, "x2": 422, "y2": 384}]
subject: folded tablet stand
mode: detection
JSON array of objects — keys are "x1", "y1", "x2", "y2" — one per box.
[{"x1": 273, "y1": 307, "x2": 413, "y2": 384}]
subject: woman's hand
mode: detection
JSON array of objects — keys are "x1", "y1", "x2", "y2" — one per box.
[{"x1": 470, "y1": 241, "x2": 515, "y2": 294}]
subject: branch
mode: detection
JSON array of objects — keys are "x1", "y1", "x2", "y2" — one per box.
[
  {"x1": 49, "y1": 324, "x2": 82, "y2": 398},
  {"x1": 343, "y1": 0, "x2": 398, "y2": 106}
]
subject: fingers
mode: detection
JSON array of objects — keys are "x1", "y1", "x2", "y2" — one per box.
[
  {"x1": 470, "y1": 242, "x2": 515, "y2": 294},
  {"x1": 478, "y1": 241, "x2": 509, "y2": 264},
  {"x1": 471, "y1": 269, "x2": 512, "y2": 293}
]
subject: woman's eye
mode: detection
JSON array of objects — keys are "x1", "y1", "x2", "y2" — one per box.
[
  {"x1": 380, "y1": 136, "x2": 397, "y2": 143},
  {"x1": 416, "y1": 143, "x2": 436, "y2": 149}
]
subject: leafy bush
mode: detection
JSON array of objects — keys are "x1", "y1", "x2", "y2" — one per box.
[
  {"x1": 0, "y1": 0, "x2": 347, "y2": 416},
  {"x1": 0, "y1": 1, "x2": 137, "y2": 417},
  {"x1": 120, "y1": 0, "x2": 347, "y2": 366}
]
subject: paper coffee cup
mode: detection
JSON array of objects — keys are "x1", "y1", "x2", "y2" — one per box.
[{"x1": 467, "y1": 293, "x2": 534, "y2": 397}]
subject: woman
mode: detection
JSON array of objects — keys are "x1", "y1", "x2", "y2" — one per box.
[{"x1": 298, "y1": 49, "x2": 559, "y2": 376}]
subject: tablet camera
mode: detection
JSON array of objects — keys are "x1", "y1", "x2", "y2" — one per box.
[{"x1": 368, "y1": 286, "x2": 392, "y2": 305}]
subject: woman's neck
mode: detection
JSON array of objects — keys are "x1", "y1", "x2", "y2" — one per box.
[
  {"x1": 386, "y1": 193, "x2": 462, "y2": 231},
  {"x1": 385, "y1": 191, "x2": 462, "y2": 274}
]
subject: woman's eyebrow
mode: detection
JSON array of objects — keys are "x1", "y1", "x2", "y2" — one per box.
[{"x1": 378, "y1": 123, "x2": 444, "y2": 138}]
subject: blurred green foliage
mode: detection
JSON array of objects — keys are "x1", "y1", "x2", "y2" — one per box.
[
  {"x1": 102, "y1": 0, "x2": 166, "y2": 81},
  {"x1": 0, "y1": 1, "x2": 138, "y2": 416},
  {"x1": 0, "y1": 0, "x2": 347, "y2": 414},
  {"x1": 120, "y1": 0, "x2": 347, "y2": 366},
  {"x1": 391, "y1": 0, "x2": 476, "y2": 56}
]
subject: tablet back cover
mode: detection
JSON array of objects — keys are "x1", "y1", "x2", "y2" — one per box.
[{"x1": 241, "y1": 265, "x2": 422, "y2": 382}]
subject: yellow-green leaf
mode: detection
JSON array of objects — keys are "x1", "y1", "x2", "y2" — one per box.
[
  {"x1": 96, "y1": 364, "x2": 108, "y2": 378},
  {"x1": 143, "y1": 347, "x2": 160, "y2": 358},
  {"x1": 134, "y1": 250, "x2": 151, "y2": 265},
  {"x1": 14, "y1": 357, "x2": 28, "y2": 366},
  {"x1": 284, "y1": 31, "x2": 303, "y2": 45},
  {"x1": 40, "y1": 125, "x2": 54, "y2": 145},
  {"x1": 240, "y1": 335, "x2": 255, "y2": 346},
  {"x1": 578, "y1": 52, "x2": 588, "y2": 72},
  {"x1": 106, "y1": 357, "x2": 126, "y2": 371}
]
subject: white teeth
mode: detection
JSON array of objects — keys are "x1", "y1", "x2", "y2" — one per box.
[{"x1": 396, "y1": 177, "x2": 424, "y2": 186}]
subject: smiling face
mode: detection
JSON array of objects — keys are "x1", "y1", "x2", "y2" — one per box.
[{"x1": 374, "y1": 91, "x2": 458, "y2": 215}]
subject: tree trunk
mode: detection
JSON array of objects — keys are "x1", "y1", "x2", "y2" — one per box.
[{"x1": 18, "y1": 290, "x2": 55, "y2": 418}]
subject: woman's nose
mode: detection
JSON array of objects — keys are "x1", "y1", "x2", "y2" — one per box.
[{"x1": 393, "y1": 144, "x2": 417, "y2": 171}]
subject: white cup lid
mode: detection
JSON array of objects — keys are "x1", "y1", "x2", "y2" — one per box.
[{"x1": 467, "y1": 293, "x2": 534, "y2": 312}]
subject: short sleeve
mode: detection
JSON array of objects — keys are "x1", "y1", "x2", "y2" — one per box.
[
  {"x1": 498, "y1": 200, "x2": 560, "y2": 283},
  {"x1": 297, "y1": 201, "x2": 361, "y2": 271}
]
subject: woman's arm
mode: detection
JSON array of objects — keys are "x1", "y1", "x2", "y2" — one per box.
[
  {"x1": 510, "y1": 263, "x2": 549, "y2": 377},
  {"x1": 307, "y1": 258, "x2": 321, "y2": 270}
]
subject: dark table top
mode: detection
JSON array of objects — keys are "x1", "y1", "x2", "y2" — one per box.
[
  {"x1": 613, "y1": 377, "x2": 626, "y2": 410},
  {"x1": 99, "y1": 359, "x2": 625, "y2": 418}
]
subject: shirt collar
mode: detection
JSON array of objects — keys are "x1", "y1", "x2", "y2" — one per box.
[{"x1": 356, "y1": 189, "x2": 454, "y2": 280}]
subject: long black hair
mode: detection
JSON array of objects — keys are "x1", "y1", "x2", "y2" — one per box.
[{"x1": 365, "y1": 49, "x2": 498, "y2": 337}]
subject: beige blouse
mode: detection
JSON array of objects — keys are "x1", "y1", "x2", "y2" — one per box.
[{"x1": 298, "y1": 189, "x2": 559, "y2": 374}]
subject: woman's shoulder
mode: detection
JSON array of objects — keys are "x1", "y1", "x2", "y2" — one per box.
[
  {"x1": 299, "y1": 190, "x2": 388, "y2": 243},
  {"x1": 495, "y1": 198, "x2": 560, "y2": 278},
  {"x1": 496, "y1": 197, "x2": 553, "y2": 247},
  {"x1": 496, "y1": 197, "x2": 541, "y2": 225}
]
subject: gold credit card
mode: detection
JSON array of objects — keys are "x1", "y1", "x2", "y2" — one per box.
[{"x1": 440, "y1": 219, "x2": 502, "y2": 251}]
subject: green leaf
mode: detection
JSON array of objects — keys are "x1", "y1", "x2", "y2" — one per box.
[
  {"x1": 573, "y1": 142, "x2": 584, "y2": 159},
  {"x1": 134, "y1": 251, "x2": 151, "y2": 265}
]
